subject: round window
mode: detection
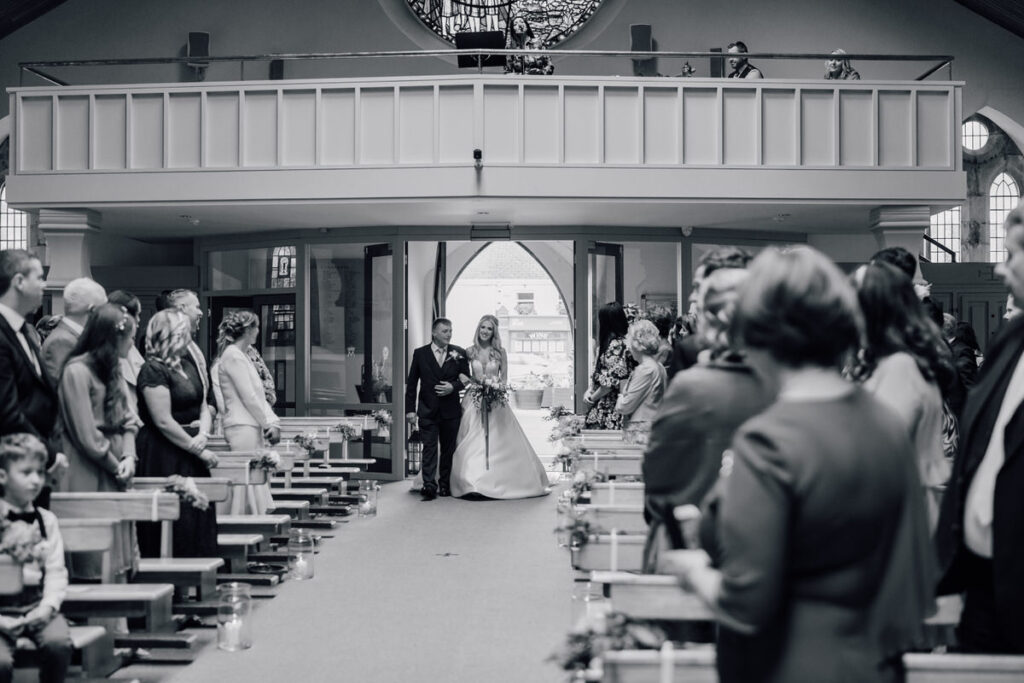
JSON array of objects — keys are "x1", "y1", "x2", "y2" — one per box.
[
  {"x1": 406, "y1": 0, "x2": 605, "y2": 46},
  {"x1": 962, "y1": 120, "x2": 990, "y2": 152}
]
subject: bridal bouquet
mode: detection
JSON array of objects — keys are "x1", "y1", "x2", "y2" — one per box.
[
  {"x1": 249, "y1": 450, "x2": 282, "y2": 472},
  {"x1": 164, "y1": 475, "x2": 210, "y2": 511},
  {"x1": 467, "y1": 378, "x2": 509, "y2": 470},
  {"x1": 0, "y1": 517, "x2": 47, "y2": 565}
]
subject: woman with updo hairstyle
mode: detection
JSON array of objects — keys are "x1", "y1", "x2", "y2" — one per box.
[
  {"x1": 58, "y1": 303, "x2": 142, "y2": 579},
  {"x1": 640, "y1": 267, "x2": 775, "y2": 573},
  {"x1": 135, "y1": 310, "x2": 219, "y2": 558},
  {"x1": 584, "y1": 302, "x2": 635, "y2": 430},
  {"x1": 211, "y1": 310, "x2": 281, "y2": 514},
  {"x1": 851, "y1": 261, "x2": 955, "y2": 530},
  {"x1": 613, "y1": 320, "x2": 667, "y2": 444},
  {"x1": 660, "y1": 248, "x2": 935, "y2": 683}
]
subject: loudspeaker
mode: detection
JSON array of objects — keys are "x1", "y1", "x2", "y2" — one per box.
[
  {"x1": 630, "y1": 24, "x2": 657, "y2": 77},
  {"x1": 709, "y1": 47, "x2": 724, "y2": 78},
  {"x1": 270, "y1": 59, "x2": 284, "y2": 80},
  {"x1": 187, "y1": 32, "x2": 210, "y2": 70}
]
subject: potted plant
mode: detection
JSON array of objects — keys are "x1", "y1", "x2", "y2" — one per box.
[{"x1": 513, "y1": 372, "x2": 548, "y2": 409}]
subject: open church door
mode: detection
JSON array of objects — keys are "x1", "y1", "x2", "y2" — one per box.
[{"x1": 358, "y1": 242, "x2": 397, "y2": 475}]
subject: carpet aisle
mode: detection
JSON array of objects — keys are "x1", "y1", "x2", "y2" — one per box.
[{"x1": 158, "y1": 477, "x2": 573, "y2": 682}]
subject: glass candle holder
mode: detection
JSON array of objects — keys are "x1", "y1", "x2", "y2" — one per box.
[
  {"x1": 555, "y1": 495, "x2": 574, "y2": 548},
  {"x1": 217, "y1": 582, "x2": 253, "y2": 651},
  {"x1": 287, "y1": 529, "x2": 316, "y2": 580},
  {"x1": 357, "y1": 481, "x2": 379, "y2": 518}
]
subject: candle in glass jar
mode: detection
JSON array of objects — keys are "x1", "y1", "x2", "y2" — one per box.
[
  {"x1": 293, "y1": 555, "x2": 308, "y2": 577},
  {"x1": 220, "y1": 617, "x2": 242, "y2": 650}
]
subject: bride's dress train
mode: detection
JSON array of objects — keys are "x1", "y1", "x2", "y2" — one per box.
[{"x1": 450, "y1": 359, "x2": 550, "y2": 499}]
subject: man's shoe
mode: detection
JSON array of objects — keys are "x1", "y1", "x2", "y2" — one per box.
[
  {"x1": 421, "y1": 489, "x2": 437, "y2": 501},
  {"x1": 439, "y1": 487, "x2": 452, "y2": 497}
]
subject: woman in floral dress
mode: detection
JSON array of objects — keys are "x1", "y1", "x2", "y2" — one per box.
[{"x1": 584, "y1": 302, "x2": 636, "y2": 429}]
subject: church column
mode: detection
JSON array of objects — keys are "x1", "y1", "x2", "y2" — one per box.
[
  {"x1": 36, "y1": 209, "x2": 101, "y2": 315},
  {"x1": 869, "y1": 206, "x2": 931, "y2": 281}
]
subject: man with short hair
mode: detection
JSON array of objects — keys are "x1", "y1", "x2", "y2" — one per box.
[
  {"x1": 39, "y1": 278, "x2": 106, "y2": 387},
  {"x1": 0, "y1": 250, "x2": 65, "y2": 506},
  {"x1": 726, "y1": 41, "x2": 763, "y2": 79},
  {"x1": 936, "y1": 201, "x2": 1024, "y2": 653},
  {"x1": 405, "y1": 318, "x2": 470, "y2": 501}
]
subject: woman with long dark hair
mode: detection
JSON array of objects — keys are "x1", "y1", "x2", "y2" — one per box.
[
  {"x1": 584, "y1": 302, "x2": 634, "y2": 429},
  {"x1": 504, "y1": 14, "x2": 554, "y2": 75},
  {"x1": 58, "y1": 302, "x2": 140, "y2": 580},
  {"x1": 852, "y1": 261, "x2": 955, "y2": 529}
]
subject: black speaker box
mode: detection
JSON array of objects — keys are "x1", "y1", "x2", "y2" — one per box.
[{"x1": 187, "y1": 32, "x2": 210, "y2": 69}]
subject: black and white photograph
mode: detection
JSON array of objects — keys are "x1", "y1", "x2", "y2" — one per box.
[{"x1": 0, "y1": 0, "x2": 1020, "y2": 680}]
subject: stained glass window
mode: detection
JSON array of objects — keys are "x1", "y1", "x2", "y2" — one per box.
[
  {"x1": 989, "y1": 172, "x2": 1020, "y2": 263},
  {"x1": 406, "y1": 0, "x2": 604, "y2": 46},
  {"x1": 269, "y1": 246, "x2": 297, "y2": 288}
]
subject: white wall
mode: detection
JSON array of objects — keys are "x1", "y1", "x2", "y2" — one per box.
[{"x1": 0, "y1": 0, "x2": 1021, "y2": 126}]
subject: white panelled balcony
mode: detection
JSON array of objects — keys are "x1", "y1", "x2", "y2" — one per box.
[{"x1": 7, "y1": 75, "x2": 964, "y2": 213}]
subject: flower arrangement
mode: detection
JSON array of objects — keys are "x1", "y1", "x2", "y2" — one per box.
[
  {"x1": 554, "y1": 515, "x2": 593, "y2": 551},
  {"x1": 249, "y1": 450, "x2": 282, "y2": 472},
  {"x1": 0, "y1": 518, "x2": 46, "y2": 565},
  {"x1": 548, "y1": 413, "x2": 585, "y2": 443},
  {"x1": 371, "y1": 409, "x2": 392, "y2": 430},
  {"x1": 292, "y1": 432, "x2": 324, "y2": 456},
  {"x1": 548, "y1": 612, "x2": 668, "y2": 672},
  {"x1": 466, "y1": 377, "x2": 510, "y2": 411},
  {"x1": 554, "y1": 443, "x2": 582, "y2": 472},
  {"x1": 165, "y1": 475, "x2": 210, "y2": 510},
  {"x1": 545, "y1": 405, "x2": 575, "y2": 421},
  {"x1": 333, "y1": 424, "x2": 359, "y2": 442},
  {"x1": 568, "y1": 469, "x2": 607, "y2": 504}
]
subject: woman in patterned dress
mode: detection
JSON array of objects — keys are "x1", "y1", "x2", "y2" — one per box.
[{"x1": 583, "y1": 302, "x2": 636, "y2": 430}]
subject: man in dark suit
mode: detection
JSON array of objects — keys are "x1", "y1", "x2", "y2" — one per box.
[
  {"x1": 936, "y1": 202, "x2": 1024, "y2": 654},
  {"x1": 405, "y1": 318, "x2": 469, "y2": 501},
  {"x1": 0, "y1": 250, "x2": 64, "y2": 506}
]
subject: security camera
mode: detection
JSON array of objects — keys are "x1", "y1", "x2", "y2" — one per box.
[
  {"x1": 473, "y1": 148, "x2": 483, "y2": 170},
  {"x1": 681, "y1": 226, "x2": 693, "y2": 237}
]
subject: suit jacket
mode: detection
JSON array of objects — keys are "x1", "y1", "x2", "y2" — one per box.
[
  {"x1": 405, "y1": 344, "x2": 469, "y2": 421},
  {"x1": 936, "y1": 316, "x2": 1024, "y2": 651},
  {"x1": 946, "y1": 339, "x2": 979, "y2": 418},
  {"x1": 0, "y1": 314, "x2": 58, "y2": 462},
  {"x1": 40, "y1": 318, "x2": 80, "y2": 388},
  {"x1": 614, "y1": 356, "x2": 667, "y2": 427},
  {"x1": 667, "y1": 334, "x2": 703, "y2": 380}
]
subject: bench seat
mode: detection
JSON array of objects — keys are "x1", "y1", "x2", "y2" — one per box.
[
  {"x1": 219, "y1": 514, "x2": 292, "y2": 537},
  {"x1": 62, "y1": 583, "x2": 175, "y2": 633},
  {"x1": 270, "y1": 476, "x2": 345, "y2": 492},
  {"x1": 135, "y1": 557, "x2": 225, "y2": 601},
  {"x1": 266, "y1": 500, "x2": 311, "y2": 519},
  {"x1": 571, "y1": 534, "x2": 645, "y2": 572},
  {"x1": 272, "y1": 489, "x2": 329, "y2": 504},
  {"x1": 217, "y1": 533, "x2": 267, "y2": 573}
]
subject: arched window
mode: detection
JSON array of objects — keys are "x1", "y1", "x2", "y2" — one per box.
[
  {"x1": 269, "y1": 246, "x2": 297, "y2": 288},
  {"x1": 0, "y1": 185, "x2": 29, "y2": 251},
  {"x1": 989, "y1": 172, "x2": 1020, "y2": 262},
  {"x1": 927, "y1": 206, "x2": 961, "y2": 263}
]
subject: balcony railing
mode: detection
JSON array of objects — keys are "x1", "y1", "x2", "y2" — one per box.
[{"x1": 10, "y1": 74, "x2": 961, "y2": 174}]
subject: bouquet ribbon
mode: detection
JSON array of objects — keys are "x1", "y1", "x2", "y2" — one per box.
[{"x1": 482, "y1": 398, "x2": 491, "y2": 470}]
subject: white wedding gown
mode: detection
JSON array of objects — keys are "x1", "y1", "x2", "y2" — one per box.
[{"x1": 450, "y1": 357, "x2": 550, "y2": 499}]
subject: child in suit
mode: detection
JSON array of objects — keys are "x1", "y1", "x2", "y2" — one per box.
[{"x1": 0, "y1": 433, "x2": 72, "y2": 683}]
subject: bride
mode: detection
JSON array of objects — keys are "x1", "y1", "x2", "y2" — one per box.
[{"x1": 450, "y1": 315, "x2": 550, "y2": 499}]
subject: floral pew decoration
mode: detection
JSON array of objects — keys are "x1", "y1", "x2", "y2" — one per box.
[
  {"x1": 371, "y1": 409, "x2": 392, "y2": 440},
  {"x1": 549, "y1": 611, "x2": 670, "y2": 679},
  {"x1": 248, "y1": 450, "x2": 282, "y2": 473},
  {"x1": 164, "y1": 474, "x2": 210, "y2": 511},
  {"x1": 331, "y1": 424, "x2": 360, "y2": 462},
  {"x1": 466, "y1": 378, "x2": 510, "y2": 470}
]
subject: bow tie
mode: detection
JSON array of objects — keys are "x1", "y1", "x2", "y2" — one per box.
[{"x1": 6, "y1": 509, "x2": 37, "y2": 524}]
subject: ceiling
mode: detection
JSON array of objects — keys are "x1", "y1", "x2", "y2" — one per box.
[{"x1": 2, "y1": 0, "x2": 1024, "y2": 42}]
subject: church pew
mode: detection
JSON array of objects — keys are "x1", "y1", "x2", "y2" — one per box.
[
  {"x1": 218, "y1": 514, "x2": 292, "y2": 538},
  {"x1": 597, "y1": 649, "x2": 1024, "y2": 683},
  {"x1": 589, "y1": 571, "x2": 713, "y2": 622},
  {"x1": 572, "y1": 534, "x2": 645, "y2": 572},
  {"x1": 50, "y1": 492, "x2": 180, "y2": 559},
  {"x1": 590, "y1": 483, "x2": 645, "y2": 506},
  {"x1": 216, "y1": 533, "x2": 268, "y2": 574},
  {"x1": 575, "y1": 505, "x2": 647, "y2": 534},
  {"x1": 574, "y1": 452, "x2": 644, "y2": 478},
  {"x1": 270, "y1": 475, "x2": 347, "y2": 493},
  {"x1": 266, "y1": 500, "x2": 310, "y2": 520}
]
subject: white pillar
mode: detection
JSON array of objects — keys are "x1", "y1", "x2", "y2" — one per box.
[
  {"x1": 37, "y1": 209, "x2": 100, "y2": 315},
  {"x1": 869, "y1": 206, "x2": 931, "y2": 282}
]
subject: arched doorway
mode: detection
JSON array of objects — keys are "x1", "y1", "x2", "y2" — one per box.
[{"x1": 447, "y1": 241, "x2": 574, "y2": 461}]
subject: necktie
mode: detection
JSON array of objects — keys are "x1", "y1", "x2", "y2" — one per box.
[
  {"x1": 20, "y1": 322, "x2": 42, "y2": 375},
  {"x1": 436, "y1": 347, "x2": 446, "y2": 366}
]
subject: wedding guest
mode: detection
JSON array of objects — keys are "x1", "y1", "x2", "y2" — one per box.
[
  {"x1": 135, "y1": 310, "x2": 219, "y2": 558},
  {"x1": 726, "y1": 41, "x2": 763, "y2": 79},
  {"x1": 662, "y1": 247, "x2": 935, "y2": 683},
  {"x1": 824, "y1": 48, "x2": 860, "y2": 80},
  {"x1": 107, "y1": 290, "x2": 145, "y2": 414},
  {"x1": 211, "y1": 311, "x2": 280, "y2": 514},
  {"x1": 852, "y1": 262, "x2": 955, "y2": 530},
  {"x1": 641, "y1": 267, "x2": 774, "y2": 572},
  {"x1": 646, "y1": 305, "x2": 674, "y2": 369},
  {"x1": 1005, "y1": 292, "x2": 1022, "y2": 322},
  {"x1": 40, "y1": 278, "x2": 106, "y2": 387},
  {"x1": 57, "y1": 303, "x2": 140, "y2": 580},
  {"x1": 669, "y1": 247, "x2": 753, "y2": 378},
  {"x1": 614, "y1": 320, "x2": 667, "y2": 444},
  {"x1": 504, "y1": 15, "x2": 554, "y2": 75},
  {"x1": 0, "y1": 433, "x2": 72, "y2": 683},
  {"x1": 943, "y1": 313, "x2": 978, "y2": 419},
  {"x1": 247, "y1": 344, "x2": 277, "y2": 408},
  {"x1": 34, "y1": 315, "x2": 61, "y2": 343},
  {"x1": 0, "y1": 249, "x2": 64, "y2": 507},
  {"x1": 936, "y1": 201, "x2": 1024, "y2": 654},
  {"x1": 583, "y1": 302, "x2": 634, "y2": 430}
]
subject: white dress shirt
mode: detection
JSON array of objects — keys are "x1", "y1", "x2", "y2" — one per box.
[{"x1": 0, "y1": 301, "x2": 41, "y2": 375}]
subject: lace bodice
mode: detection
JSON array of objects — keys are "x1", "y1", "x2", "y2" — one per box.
[{"x1": 468, "y1": 346, "x2": 502, "y2": 380}]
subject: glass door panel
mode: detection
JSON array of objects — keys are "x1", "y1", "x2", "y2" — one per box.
[{"x1": 588, "y1": 242, "x2": 623, "y2": 384}]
